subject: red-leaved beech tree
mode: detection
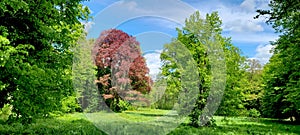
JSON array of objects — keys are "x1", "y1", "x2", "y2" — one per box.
[{"x1": 92, "y1": 29, "x2": 152, "y2": 111}]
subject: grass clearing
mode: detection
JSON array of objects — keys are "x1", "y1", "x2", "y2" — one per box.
[
  {"x1": 0, "y1": 109, "x2": 299, "y2": 134},
  {"x1": 171, "y1": 116, "x2": 300, "y2": 135}
]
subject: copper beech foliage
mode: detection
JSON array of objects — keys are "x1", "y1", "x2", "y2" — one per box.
[{"x1": 92, "y1": 29, "x2": 152, "y2": 106}]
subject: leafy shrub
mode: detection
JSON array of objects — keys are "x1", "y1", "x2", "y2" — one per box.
[
  {"x1": 248, "y1": 108, "x2": 261, "y2": 118},
  {"x1": 118, "y1": 100, "x2": 131, "y2": 111},
  {"x1": 61, "y1": 96, "x2": 82, "y2": 113}
]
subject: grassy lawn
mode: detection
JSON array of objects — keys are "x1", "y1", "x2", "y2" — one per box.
[
  {"x1": 171, "y1": 117, "x2": 300, "y2": 135},
  {"x1": 0, "y1": 109, "x2": 299, "y2": 135}
]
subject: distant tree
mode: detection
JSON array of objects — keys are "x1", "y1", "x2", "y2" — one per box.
[
  {"x1": 152, "y1": 71, "x2": 181, "y2": 110},
  {"x1": 247, "y1": 59, "x2": 262, "y2": 78},
  {"x1": 215, "y1": 41, "x2": 247, "y2": 117},
  {"x1": 239, "y1": 59, "x2": 264, "y2": 118},
  {"x1": 73, "y1": 34, "x2": 100, "y2": 112},
  {"x1": 92, "y1": 29, "x2": 151, "y2": 112},
  {"x1": 256, "y1": 0, "x2": 300, "y2": 121}
]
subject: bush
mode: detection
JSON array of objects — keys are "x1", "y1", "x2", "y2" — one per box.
[
  {"x1": 118, "y1": 100, "x2": 137, "y2": 111},
  {"x1": 248, "y1": 108, "x2": 261, "y2": 118},
  {"x1": 61, "y1": 96, "x2": 82, "y2": 113}
]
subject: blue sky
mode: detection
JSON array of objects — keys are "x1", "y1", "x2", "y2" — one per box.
[{"x1": 82, "y1": 0, "x2": 278, "y2": 78}]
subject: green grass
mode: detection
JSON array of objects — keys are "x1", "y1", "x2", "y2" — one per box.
[
  {"x1": 170, "y1": 117, "x2": 300, "y2": 135},
  {"x1": 0, "y1": 109, "x2": 299, "y2": 135},
  {"x1": 0, "y1": 113, "x2": 105, "y2": 135}
]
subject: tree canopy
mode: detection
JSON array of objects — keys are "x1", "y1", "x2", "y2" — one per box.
[
  {"x1": 0, "y1": 0, "x2": 90, "y2": 123},
  {"x1": 92, "y1": 29, "x2": 152, "y2": 112},
  {"x1": 160, "y1": 11, "x2": 235, "y2": 127},
  {"x1": 257, "y1": 0, "x2": 300, "y2": 121}
]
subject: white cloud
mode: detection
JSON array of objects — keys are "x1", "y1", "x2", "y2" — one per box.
[
  {"x1": 110, "y1": 0, "x2": 270, "y2": 35},
  {"x1": 120, "y1": 1, "x2": 138, "y2": 11},
  {"x1": 193, "y1": 0, "x2": 270, "y2": 34},
  {"x1": 252, "y1": 44, "x2": 274, "y2": 64},
  {"x1": 143, "y1": 50, "x2": 162, "y2": 80},
  {"x1": 187, "y1": 0, "x2": 279, "y2": 44},
  {"x1": 240, "y1": 0, "x2": 256, "y2": 12},
  {"x1": 224, "y1": 19, "x2": 264, "y2": 32},
  {"x1": 221, "y1": 2, "x2": 265, "y2": 33}
]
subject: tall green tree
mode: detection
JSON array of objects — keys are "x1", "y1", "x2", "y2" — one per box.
[
  {"x1": 73, "y1": 35, "x2": 100, "y2": 112},
  {"x1": 256, "y1": 0, "x2": 300, "y2": 121},
  {"x1": 0, "y1": 0, "x2": 90, "y2": 123},
  {"x1": 160, "y1": 11, "x2": 229, "y2": 127}
]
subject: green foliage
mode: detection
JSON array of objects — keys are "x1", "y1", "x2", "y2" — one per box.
[
  {"x1": 257, "y1": 0, "x2": 300, "y2": 121},
  {"x1": 217, "y1": 59, "x2": 264, "y2": 117},
  {"x1": 73, "y1": 36, "x2": 101, "y2": 113},
  {"x1": 152, "y1": 74, "x2": 180, "y2": 110},
  {"x1": 248, "y1": 108, "x2": 261, "y2": 118},
  {"x1": 117, "y1": 100, "x2": 133, "y2": 112},
  {"x1": 242, "y1": 59, "x2": 263, "y2": 112},
  {"x1": 61, "y1": 96, "x2": 82, "y2": 113},
  {"x1": 0, "y1": 104, "x2": 12, "y2": 122},
  {"x1": 0, "y1": 0, "x2": 90, "y2": 123},
  {"x1": 160, "y1": 11, "x2": 228, "y2": 127}
]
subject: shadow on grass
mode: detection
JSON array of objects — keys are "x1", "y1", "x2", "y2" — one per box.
[{"x1": 260, "y1": 119, "x2": 300, "y2": 125}]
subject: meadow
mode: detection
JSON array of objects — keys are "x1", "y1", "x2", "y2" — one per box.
[{"x1": 1, "y1": 108, "x2": 299, "y2": 135}]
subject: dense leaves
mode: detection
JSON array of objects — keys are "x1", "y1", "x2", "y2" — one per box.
[
  {"x1": 92, "y1": 29, "x2": 152, "y2": 112},
  {"x1": 73, "y1": 35, "x2": 100, "y2": 112},
  {"x1": 0, "y1": 0, "x2": 90, "y2": 123},
  {"x1": 257, "y1": 0, "x2": 300, "y2": 121},
  {"x1": 160, "y1": 11, "x2": 230, "y2": 127}
]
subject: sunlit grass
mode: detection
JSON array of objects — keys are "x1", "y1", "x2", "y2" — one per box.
[
  {"x1": 171, "y1": 116, "x2": 300, "y2": 135},
  {"x1": 0, "y1": 109, "x2": 299, "y2": 134}
]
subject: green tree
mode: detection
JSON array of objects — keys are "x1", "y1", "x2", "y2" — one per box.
[
  {"x1": 72, "y1": 35, "x2": 99, "y2": 112},
  {"x1": 160, "y1": 11, "x2": 228, "y2": 127},
  {"x1": 243, "y1": 59, "x2": 263, "y2": 114},
  {"x1": 256, "y1": 0, "x2": 300, "y2": 121},
  {"x1": 152, "y1": 72, "x2": 181, "y2": 110},
  {"x1": 0, "y1": 0, "x2": 90, "y2": 123},
  {"x1": 215, "y1": 40, "x2": 248, "y2": 117}
]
